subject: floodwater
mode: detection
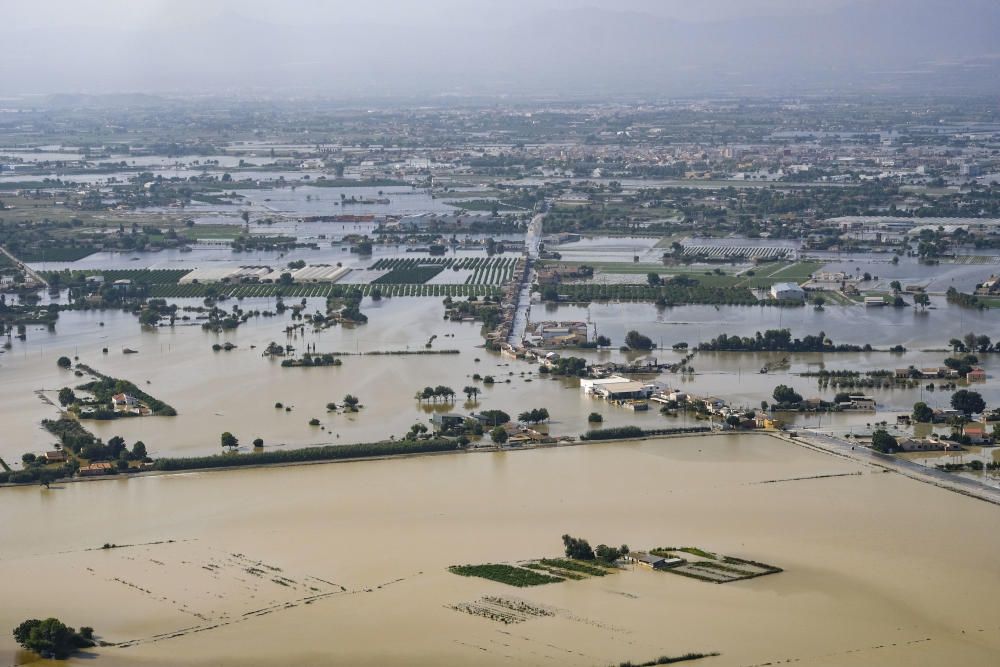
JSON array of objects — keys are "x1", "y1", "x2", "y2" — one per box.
[
  {"x1": 166, "y1": 185, "x2": 457, "y2": 217},
  {"x1": 0, "y1": 434, "x2": 998, "y2": 666},
  {"x1": 5, "y1": 294, "x2": 1000, "y2": 464},
  {"x1": 539, "y1": 300, "x2": 1000, "y2": 351}
]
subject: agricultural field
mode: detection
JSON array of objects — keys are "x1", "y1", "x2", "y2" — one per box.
[
  {"x1": 551, "y1": 282, "x2": 760, "y2": 306},
  {"x1": 373, "y1": 265, "x2": 445, "y2": 284},
  {"x1": 740, "y1": 260, "x2": 824, "y2": 289},
  {"x1": 370, "y1": 256, "x2": 518, "y2": 285},
  {"x1": 17, "y1": 246, "x2": 98, "y2": 262},
  {"x1": 148, "y1": 282, "x2": 501, "y2": 299},
  {"x1": 448, "y1": 564, "x2": 563, "y2": 587},
  {"x1": 43, "y1": 269, "x2": 188, "y2": 285}
]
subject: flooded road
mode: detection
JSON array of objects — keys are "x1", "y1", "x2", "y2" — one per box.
[{"x1": 1, "y1": 434, "x2": 998, "y2": 666}]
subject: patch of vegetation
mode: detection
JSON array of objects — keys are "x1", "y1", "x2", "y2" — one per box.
[
  {"x1": 698, "y1": 329, "x2": 867, "y2": 352},
  {"x1": 538, "y1": 558, "x2": 609, "y2": 576},
  {"x1": 279, "y1": 354, "x2": 343, "y2": 367},
  {"x1": 610, "y1": 652, "x2": 720, "y2": 667},
  {"x1": 12, "y1": 618, "x2": 95, "y2": 660},
  {"x1": 580, "y1": 426, "x2": 711, "y2": 441},
  {"x1": 373, "y1": 265, "x2": 446, "y2": 284},
  {"x1": 153, "y1": 438, "x2": 458, "y2": 471},
  {"x1": 544, "y1": 282, "x2": 759, "y2": 306},
  {"x1": 448, "y1": 564, "x2": 563, "y2": 587},
  {"x1": 75, "y1": 364, "x2": 177, "y2": 416}
]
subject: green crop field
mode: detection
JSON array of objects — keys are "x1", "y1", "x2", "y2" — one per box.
[
  {"x1": 370, "y1": 256, "x2": 518, "y2": 285},
  {"x1": 148, "y1": 282, "x2": 501, "y2": 299}
]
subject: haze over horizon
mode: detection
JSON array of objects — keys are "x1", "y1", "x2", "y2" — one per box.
[{"x1": 3, "y1": 0, "x2": 999, "y2": 100}]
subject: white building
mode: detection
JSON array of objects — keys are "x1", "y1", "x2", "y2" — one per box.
[{"x1": 770, "y1": 282, "x2": 805, "y2": 301}]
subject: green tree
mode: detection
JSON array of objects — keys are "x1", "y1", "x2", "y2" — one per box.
[
  {"x1": 518, "y1": 408, "x2": 549, "y2": 424},
  {"x1": 57, "y1": 387, "x2": 76, "y2": 406},
  {"x1": 463, "y1": 385, "x2": 480, "y2": 401},
  {"x1": 562, "y1": 534, "x2": 595, "y2": 560},
  {"x1": 220, "y1": 432, "x2": 239, "y2": 451},
  {"x1": 56, "y1": 356, "x2": 72, "y2": 369},
  {"x1": 13, "y1": 618, "x2": 94, "y2": 659},
  {"x1": 624, "y1": 330, "x2": 654, "y2": 350},
  {"x1": 912, "y1": 402, "x2": 934, "y2": 423},
  {"x1": 131, "y1": 441, "x2": 147, "y2": 460},
  {"x1": 870, "y1": 429, "x2": 898, "y2": 453},
  {"x1": 342, "y1": 394, "x2": 360, "y2": 411},
  {"x1": 913, "y1": 293, "x2": 930, "y2": 310},
  {"x1": 595, "y1": 544, "x2": 626, "y2": 564},
  {"x1": 951, "y1": 390, "x2": 985, "y2": 415},
  {"x1": 772, "y1": 384, "x2": 802, "y2": 405},
  {"x1": 490, "y1": 426, "x2": 508, "y2": 444}
]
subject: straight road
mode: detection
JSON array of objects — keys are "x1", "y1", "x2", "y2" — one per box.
[
  {"x1": 0, "y1": 245, "x2": 49, "y2": 287},
  {"x1": 506, "y1": 214, "x2": 543, "y2": 345}
]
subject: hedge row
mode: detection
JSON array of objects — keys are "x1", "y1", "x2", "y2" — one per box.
[
  {"x1": 580, "y1": 426, "x2": 712, "y2": 441},
  {"x1": 153, "y1": 438, "x2": 459, "y2": 471}
]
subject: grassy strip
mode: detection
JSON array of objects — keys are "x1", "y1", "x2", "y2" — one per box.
[
  {"x1": 523, "y1": 563, "x2": 585, "y2": 580},
  {"x1": 448, "y1": 564, "x2": 563, "y2": 587},
  {"x1": 538, "y1": 558, "x2": 609, "y2": 576},
  {"x1": 661, "y1": 568, "x2": 725, "y2": 583},
  {"x1": 688, "y1": 561, "x2": 746, "y2": 575},
  {"x1": 153, "y1": 438, "x2": 458, "y2": 471}
]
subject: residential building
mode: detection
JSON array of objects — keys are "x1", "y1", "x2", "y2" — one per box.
[
  {"x1": 79, "y1": 462, "x2": 114, "y2": 477},
  {"x1": 111, "y1": 393, "x2": 140, "y2": 412},
  {"x1": 430, "y1": 413, "x2": 466, "y2": 432},
  {"x1": 963, "y1": 423, "x2": 988, "y2": 444},
  {"x1": 43, "y1": 450, "x2": 67, "y2": 463}
]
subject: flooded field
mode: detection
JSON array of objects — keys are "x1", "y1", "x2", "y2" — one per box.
[
  {"x1": 5, "y1": 294, "x2": 1000, "y2": 465},
  {"x1": 1, "y1": 434, "x2": 998, "y2": 666},
  {"x1": 537, "y1": 300, "x2": 998, "y2": 351}
]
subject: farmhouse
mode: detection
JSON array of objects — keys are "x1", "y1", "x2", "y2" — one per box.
[
  {"x1": 624, "y1": 552, "x2": 685, "y2": 570},
  {"x1": 111, "y1": 393, "x2": 140, "y2": 412}
]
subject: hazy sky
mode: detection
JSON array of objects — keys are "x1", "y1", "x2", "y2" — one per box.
[
  {"x1": 4, "y1": 1, "x2": 866, "y2": 29},
  {"x1": 2, "y1": 0, "x2": 997, "y2": 98}
]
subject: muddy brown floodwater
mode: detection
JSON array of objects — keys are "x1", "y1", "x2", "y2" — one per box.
[{"x1": 1, "y1": 433, "x2": 998, "y2": 666}]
